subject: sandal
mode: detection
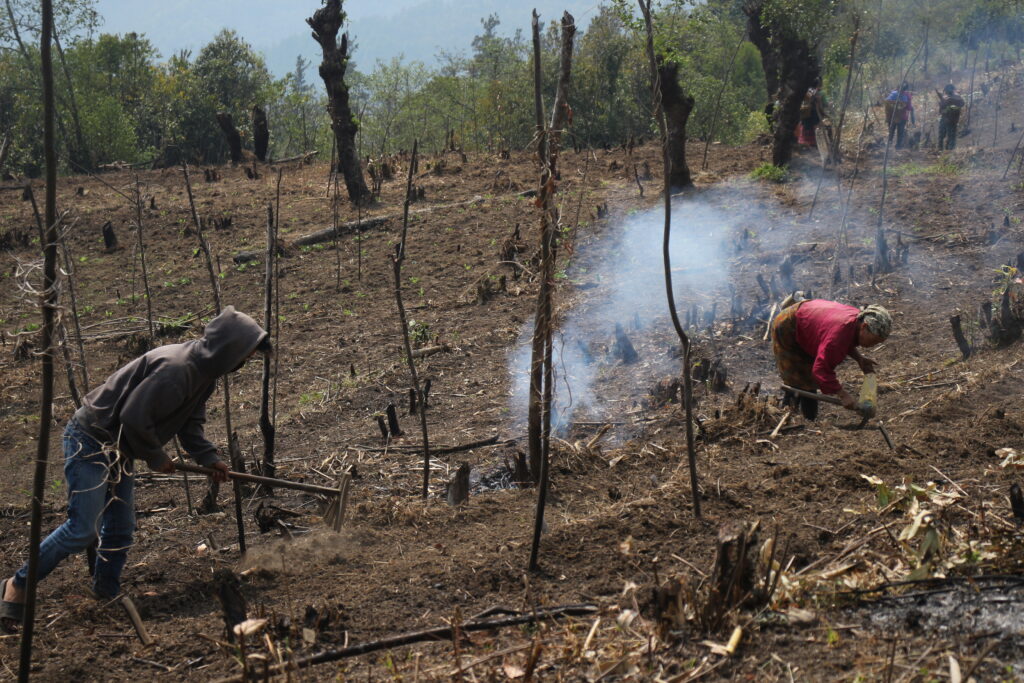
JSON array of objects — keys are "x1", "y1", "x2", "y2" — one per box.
[{"x1": 0, "y1": 578, "x2": 24, "y2": 629}]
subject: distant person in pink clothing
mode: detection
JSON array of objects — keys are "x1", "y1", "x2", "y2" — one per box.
[{"x1": 771, "y1": 299, "x2": 892, "y2": 420}]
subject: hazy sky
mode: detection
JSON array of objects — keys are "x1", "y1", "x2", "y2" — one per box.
[{"x1": 92, "y1": 0, "x2": 604, "y2": 76}]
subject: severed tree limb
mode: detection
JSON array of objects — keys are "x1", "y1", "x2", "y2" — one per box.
[{"x1": 212, "y1": 604, "x2": 598, "y2": 683}]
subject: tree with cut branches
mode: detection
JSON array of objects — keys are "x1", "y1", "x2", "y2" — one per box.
[{"x1": 308, "y1": 0, "x2": 370, "y2": 205}]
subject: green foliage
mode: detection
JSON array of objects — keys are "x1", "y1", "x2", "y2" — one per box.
[{"x1": 750, "y1": 162, "x2": 788, "y2": 182}]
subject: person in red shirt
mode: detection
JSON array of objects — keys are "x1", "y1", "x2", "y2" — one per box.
[{"x1": 771, "y1": 299, "x2": 892, "y2": 419}]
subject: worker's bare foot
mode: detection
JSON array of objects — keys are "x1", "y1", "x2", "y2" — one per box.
[{"x1": 2, "y1": 576, "x2": 24, "y2": 604}]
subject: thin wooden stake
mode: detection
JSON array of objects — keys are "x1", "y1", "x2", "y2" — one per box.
[
  {"x1": 391, "y1": 141, "x2": 432, "y2": 498},
  {"x1": 19, "y1": 0, "x2": 57, "y2": 676},
  {"x1": 639, "y1": 0, "x2": 701, "y2": 518},
  {"x1": 120, "y1": 596, "x2": 155, "y2": 647},
  {"x1": 260, "y1": 203, "x2": 276, "y2": 488}
]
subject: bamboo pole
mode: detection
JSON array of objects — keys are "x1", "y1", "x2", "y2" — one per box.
[{"x1": 19, "y1": 0, "x2": 57, "y2": 677}]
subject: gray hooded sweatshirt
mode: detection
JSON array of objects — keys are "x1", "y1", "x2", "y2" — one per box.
[{"x1": 73, "y1": 306, "x2": 268, "y2": 469}]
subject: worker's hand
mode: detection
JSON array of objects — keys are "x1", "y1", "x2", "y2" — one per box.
[
  {"x1": 837, "y1": 389, "x2": 858, "y2": 411},
  {"x1": 154, "y1": 459, "x2": 176, "y2": 475},
  {"x1": 208, "y1": 461, "x2": 230, "y2": 483},
  {"x1": 857, "y1": 356, "x2": 879, "y2": 374}
]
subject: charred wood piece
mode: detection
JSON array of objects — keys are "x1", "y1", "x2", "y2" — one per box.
[
  {"x1": 102, "y1": 221, "x2": 118, "y2": 252},
  {"x1": 614, "y1": 323, "x2": 639, "y2": 364},
  {"x1": 950, "y1": 314, "x2": 972, "y2": 360},
  {"x1": 212, "y1": 569, "x2": 248, "y2": 642},
  {"x1": 386, "y1": 403, "x2": 403, "y2": 437}
]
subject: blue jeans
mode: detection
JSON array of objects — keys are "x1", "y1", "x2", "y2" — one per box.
[{"x1": 13, "y1": 419, "x2": 135, "y2": 598}]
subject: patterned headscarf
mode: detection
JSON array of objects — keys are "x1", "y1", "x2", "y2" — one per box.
[{"x1": 858, "y1": 304, "x2": 892, "y2": 339}]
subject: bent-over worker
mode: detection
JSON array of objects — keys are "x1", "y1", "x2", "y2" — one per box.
[
  {"x1": 2, "y1": 306, "x2": 270, "y2": 629},
  {"x1": 771, "y1": 299, "x2": 891, "y2": 420}
]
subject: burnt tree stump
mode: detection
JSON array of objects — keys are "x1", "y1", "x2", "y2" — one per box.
[
  {"x1": 385, "y1": 402, "x2": 403, "y2": 436},
  {"x1": 446, "y1": 462, "x2": 470, "y2": 506},
  {"x1": 101, "y1": 220, "x2": 118, "y2": 252},
  {"x1": 216, "y1": 112, "x2": 243, "y2": 165},
  {"x1": 252, "y1": 106, "x2": 270, "y2": 162},
  {"x1": 950, "y1": 313, "x2": 972, "y2": 359},
  {"x1": 212, "y1": 569, "x2": 248, "y2": 642},
  {"x1": 614, "y1": 323, "x2": 639, "y2": 364}
]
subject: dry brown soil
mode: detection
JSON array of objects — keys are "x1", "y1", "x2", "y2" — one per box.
[{"x1": 2, "y1": 69, "x2": 1024, "y2": 681}]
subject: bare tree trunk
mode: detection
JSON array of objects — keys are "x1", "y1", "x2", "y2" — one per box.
[
  {"x1": 216, "y1": 112, "x2": 243, "y2": 165},
  {"x1": 252, "y1": 106, "x2": 269, "y2": 162},
  {"x1": 743, "y1": 0, "x2": 819, "y2": 167},
  {"x1": 19, "y1": 0, "x2": 57, "y2": 676},
  {"x1": 308, "y1": 0, "x2": 371, "y2": 205},
  {"x1": 658, "y1": 61, "x2": 694, "y2": 190}
]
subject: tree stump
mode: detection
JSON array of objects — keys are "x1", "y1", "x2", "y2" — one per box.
[
  {"x1": 101, "y1": 220, "x2": 118, "y2": 252},
  {"x1": 252, "y1": 106, "x2": 269, "y2": 162},
  {"x1": 216, "y1": 112, "x2": 243, "y2": 165},
  {"x1": 446, "y1": 462, "x2": 470, "y2": 506}
]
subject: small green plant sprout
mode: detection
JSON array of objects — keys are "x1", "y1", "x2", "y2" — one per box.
[
  {"x1": 408, "y1": 319, "x2": 431, "y2": 345},
  {"x1": 750, "y1": 163, "x2": 788, "y2": 183}
]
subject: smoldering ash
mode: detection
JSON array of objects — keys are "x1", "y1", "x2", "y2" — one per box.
[{"x1": 508, "y1": 196, "x2": 747, "y2": 433}]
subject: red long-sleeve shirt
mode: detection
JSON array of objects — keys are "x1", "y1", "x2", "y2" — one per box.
[{"x1": 794, "y1": 300, "x2": 860, "y2": 394}]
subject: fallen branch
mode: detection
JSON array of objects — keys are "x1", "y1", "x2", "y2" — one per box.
[
  {"x1": 232, "y1": 195, "x2": 491, "y2": 263},
  {"x1": 212, "y1": 604, "x2": 598, "y2": 682},
  {"x1": 352, "y1": 435, "x2": 507, "y2": 455},
  {"x1": 272, "y1": 150, "x2": 319, "y2": 164},
  {"x1": 410, "y1": 343, "x2": 451, "y2": 359}
]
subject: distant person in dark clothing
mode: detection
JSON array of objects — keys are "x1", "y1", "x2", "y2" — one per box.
[
  {"x1": 1, "y1": 307, "x2": 270, "y2": 629},
  {"x1": 885, "y1": 82, "x2": 915, "y2": 149},
  {"x1": 936, "y1": 83, "x2": 965, "y2": 150}
]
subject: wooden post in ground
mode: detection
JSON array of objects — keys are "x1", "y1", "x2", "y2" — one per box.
[
  {"x1": 390, "y1": 141, "x2": 432, "y2": 498},
  {"x1": 260, "y1": 203, "x2": 276, "y2": 487}
]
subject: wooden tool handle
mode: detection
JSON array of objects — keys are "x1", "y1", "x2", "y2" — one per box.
[
  {"x1": 781, "y1": 385, "x2": 845, "y2": 406},
  {"x1": 175, "y1": 462, "x2": 340, "y2": 497}
]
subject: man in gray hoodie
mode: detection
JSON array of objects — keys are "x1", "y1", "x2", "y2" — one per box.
[{"x1": 2, "y1": 307, "x2": 269, "y2": 623}]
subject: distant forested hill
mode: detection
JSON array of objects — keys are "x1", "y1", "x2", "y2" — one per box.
[{"x1": 94, "y1": 0, "x2": 601, "y2": 74}]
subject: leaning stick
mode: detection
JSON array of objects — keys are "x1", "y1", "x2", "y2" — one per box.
[
  {"x1": 175, "y1": 462, "x2": 342, "y2": 497},
  {"x1": 120, "y1": 596, "x2": 154, "y2": 646},
  {"x1": 212, "y1": 604, "x2": 598, "y2": 683}
]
